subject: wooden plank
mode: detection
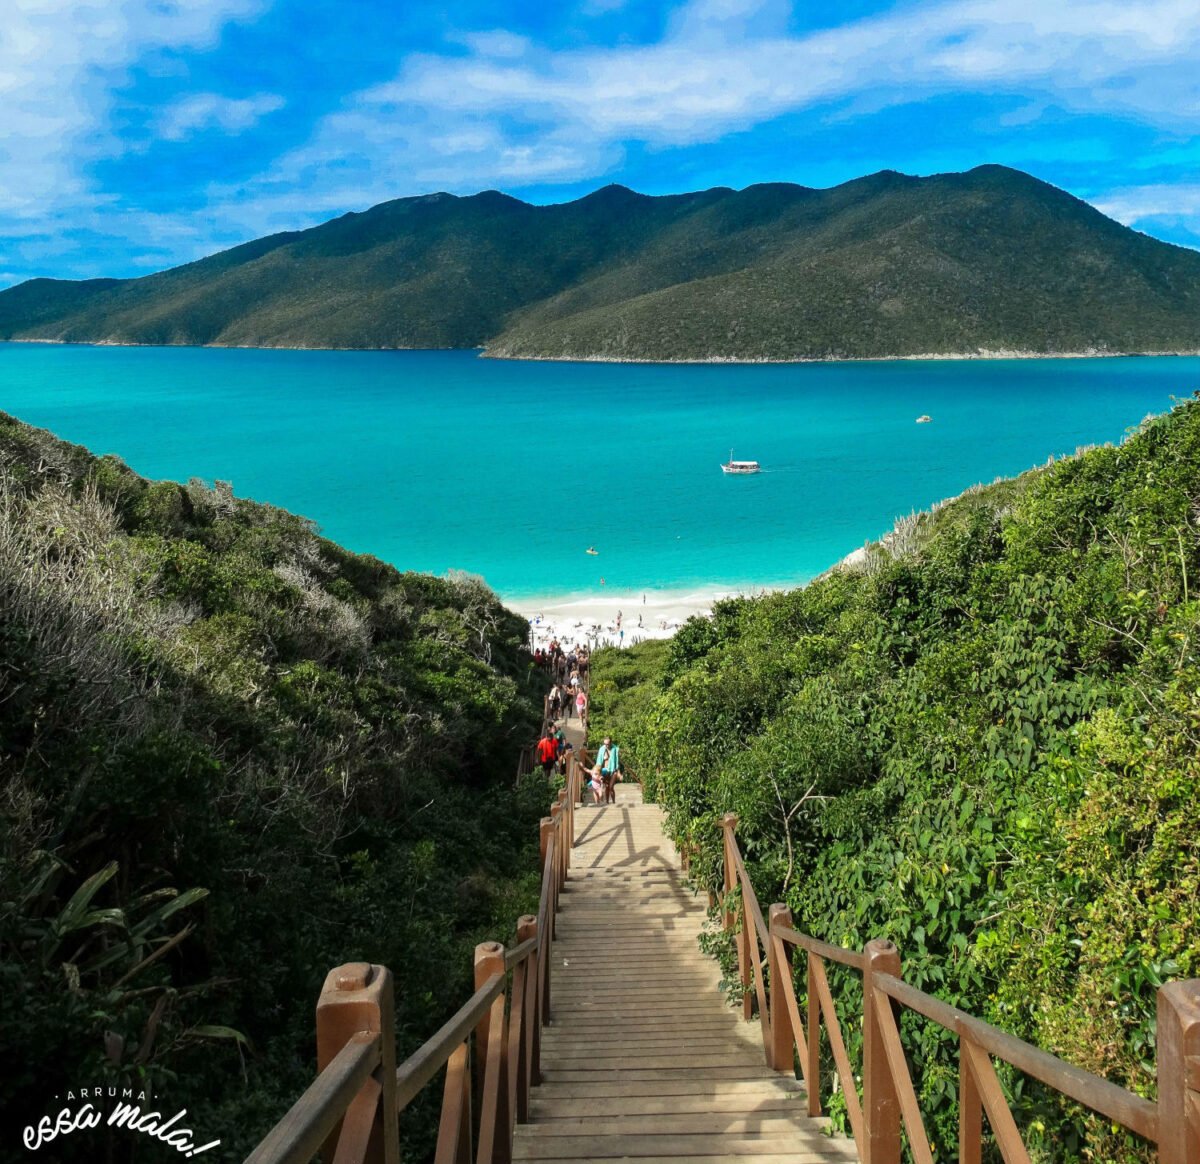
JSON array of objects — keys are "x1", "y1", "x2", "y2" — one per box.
[
  {"x1": 532, "y1": 1079, "x2": 803, "y2": 1100},
  {"x1": 539, "y1": 1067, "x2": 778, "y2": 1083},
  {"x1": 515, "y1": 799, "x2": 855, "y2": 1164},
  {"x1": 550, "y1": 998, "x2": 736, "y2": 1012},
  {"x1": 512, "y1": 1155, "x2": 854, "y2": 1164},
  {"x1": 542, "y1": 1020, "x2": 750, "y2": 1037},
  {"x1": 542, "y1": 1028, "x2": 753, "y2": 1044},
  {"x1": 544, "y1": 1031, "x2": 755, "y2": 1046},
  {"x1": 510, "y1": 1113, "x2": 817, "y2": 1136},
  {"x1": 529, "y1": 1094, "x2": 803, "y2": 1118},
  {"x1": 554, "y1": 968, "x2": 722, "y2": 978},
  {"x1": 872, "y1": 989, "x2": 934, "y2": 1164},
  {"x1": 542, "y1": 1011, "x2": 743, "y2": 1027},
  {"x1": 809, "y1": 956, "x2": 863, "y2": 1144},
  {"x1": 534, "y1": 1052, "x2": 767, "y2": 1070},
  {"x1": 960, "y1": 1038, "x2": 1032, "y2": 1164},
  {"x1": 511, "y1": 1132, "x2": 841, "y2": 1157}
]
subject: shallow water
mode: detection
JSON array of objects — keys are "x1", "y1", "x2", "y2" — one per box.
[{"x1": 1, "y1": 344, "x2": 1193, "y2": 601}]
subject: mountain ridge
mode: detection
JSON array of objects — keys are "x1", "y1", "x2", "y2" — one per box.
[{"x1": 3, "y1": 165, "x2": 1199, "y2": 361}]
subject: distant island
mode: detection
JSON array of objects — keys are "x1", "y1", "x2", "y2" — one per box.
[{"x1": 2, "y1": 164, "x2": 1199, "y2": 362}]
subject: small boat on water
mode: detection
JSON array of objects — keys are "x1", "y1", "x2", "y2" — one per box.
[
  {"x1": 586, "y1": 546, "x2": 599, "y2": 555},
  {"x1": 916, "y1": 415, "x2": 932, "y2": 424},
  {"x1": 721, "y1": 449, "x2": 761, "y2": 474}
]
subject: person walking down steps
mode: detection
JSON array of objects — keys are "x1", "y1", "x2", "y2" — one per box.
[
  {"x1": 536, "y1": 729, "x2": 558, "y2": 777},
  {"x1": 594, "y1": 735, "x2": 620, "y2": 805}
]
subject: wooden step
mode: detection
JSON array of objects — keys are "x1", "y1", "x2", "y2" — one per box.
[
  {"x1": 529, "y1": 1092, "x2": 803, "y2": 1118},
  {"x1": 512, "y1": 1131, "x2": 844, "y2": 1159},
  {"x1": 516, "y1": 1113, "x2": 818, "y2": 1137},
  {"x1": 511, "y1": 1147, "x2": 859, "y2": 1156},
  {"x1": 539, "y1": 1067, "x2": 780, "y2": 1083},
  {"x1": 523, "y1": 796, "x2": 854, "y2": 1162}
]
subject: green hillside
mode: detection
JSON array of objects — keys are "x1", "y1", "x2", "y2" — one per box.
[
  {"x1": 591, "y1": 397, "x2": 1200, "y2": 1162},
  {"x1": 3, "y1": 166, "x2": 1199, "y2": 360},
  {"x1": 0, "y1": 414, "x2": 545, "y2": 1162}
]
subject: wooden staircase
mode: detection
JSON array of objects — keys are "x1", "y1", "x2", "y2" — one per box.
[
  {"x1": 513, "y1": 788, "x2": 855, "y2": 1162},
  {"x1": 244, "y1": 730, "x2": 1200, "y2": 1164}
]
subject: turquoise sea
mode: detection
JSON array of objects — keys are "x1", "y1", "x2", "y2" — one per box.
[{"x1": 1, "y1": 344, "x2": 1195, "y2": 602}]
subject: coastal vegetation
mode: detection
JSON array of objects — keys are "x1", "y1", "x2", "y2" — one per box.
[
  {"x1": 591, "y1": 397, "x2": 1200, "y2": 1161},
  {"x1": 0, "y1": 413, "x2": 545, "y2": 1162},
  {"x1": 3, "y1": 166, "x2": 1200, "y2": 361}
]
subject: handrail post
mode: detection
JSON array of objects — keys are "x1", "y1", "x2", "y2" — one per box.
[
  {"x1": 315, "y1": 962, "x2": 397, "y2": 1164},
  {"x1": 719, "y1": 813, "x2": 752, "y2": 1021},
  {"x1": 556, "y1": 790, "x2": 569, "y2": 878},
  {"x1": 473, "y1": 941, "x2": 510, "y2": 1164},
  {"x1": 862, "y1": 939, "x2": 902, "y2": 1164},
  {"x1": 539, "y1": 816, "x2": 555, "y2": 941},
  {"x1": 1158, "y1": 979, "x2": 1200, "y2": 1164},
  {"x1": 515, "y1": 915, "x2": 539, "y2": 1114},
  {"x1": 719, "y1": 813, "x2": 737, "y2": 933},
  {"x1": 768, "y1": 904, "x2": 793, "y2": 1073},
  {"x1": 541, "y1": 853, "x2": 554, "y2": 1024},
  {"x1": 473, "y1": 942, "x2": 505, "y2": 1114},
  {"x1": 805, "y1": 951, "x2": 821, "y2": 1116},
  {"x1": 564, "y1": 757, "x2": 575, "y2": 853},
  {"x1": 550, "y1": 802, "x2": 564, "y2": 916}
]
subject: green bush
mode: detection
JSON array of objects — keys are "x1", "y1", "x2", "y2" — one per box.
[
  {"x1": 0, "y1": 413, "x2": 545, "y2": 1163},
  {"x1": 596, "y1": 396, "x2": 1200, "y2": 1163}
]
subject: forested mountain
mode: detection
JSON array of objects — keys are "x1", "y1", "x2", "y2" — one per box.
[
  {"x1": 3, "y1": 166, "x2": 1199, "y2": 360},
  {"x1": 0, "y1": 414, "x2": 545, "y2": 1162},
  {"x1": 593, "y1": 397, "x2": 1200, "y2": 1161}
]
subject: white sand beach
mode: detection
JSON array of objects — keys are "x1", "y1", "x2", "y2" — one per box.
[
  {"x1": 510, "y1": 549, "x2": 876, "y2": 650},
  {"x1": 511, "y1": 586, "x2": 773, "y2": 650}
]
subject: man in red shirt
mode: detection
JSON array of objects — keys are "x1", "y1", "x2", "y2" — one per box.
[{"x1": 536, "y1": 729, "x2": 558, "y2": 776}]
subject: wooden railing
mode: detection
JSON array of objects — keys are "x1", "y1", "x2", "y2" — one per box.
[
  {"x1": 717, "y1": 812, "x2": 1200, "y2": 1164},
  {"x1": 245, "y1": 752, "x2": 588, "y2": 1164}
]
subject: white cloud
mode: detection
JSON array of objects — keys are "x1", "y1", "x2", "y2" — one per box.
[
  {"x1": 1094, "y1": 184, "x2": 1200, "y2": 223},
  {"x1": 454, "y1": 30, "x2": 531, "y2": 59},
  {"x1": 1092, "y1": 182, "x2": 1200, "y2": 246},
  {"x1": 0, "y1": 0, "x2": 266, "y2": 221},
  {"x1": 157, "y1": 92, "x2": 284, "y2": 141},
  {"x1": 7, "y1": 0, "x2": 1200, "y2": 281},
  {"x1": 220, "y1": 0, "x2": 1200, "y2": 224}
]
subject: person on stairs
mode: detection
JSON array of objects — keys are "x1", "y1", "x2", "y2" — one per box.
[
  {"x1": 536, "y1": 729, "x2": 558, "y2": 777},
  {"x1": 588, "y1": 763, "x2": 606, "y2": 806},
  {"x1": 594, "y1": 735, "x2": 620, "y2": 805}
]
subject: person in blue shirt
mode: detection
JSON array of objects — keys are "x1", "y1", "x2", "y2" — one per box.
[{"x1": 594, "y1": 736, "x2": 620, "y2": 804}]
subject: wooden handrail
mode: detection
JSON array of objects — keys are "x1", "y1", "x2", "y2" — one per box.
[
  {"x1": 773, "y1": 922, "x2": 866, "y2": 970},
  {"x1": 247, "y1": 731, "x2": 577, "y2": 1164},
  {"x1": 717, "y1": 812, "x2": 1200, "y2": 1164},
  {"x1": 504, "y1": 935, "x2": 537, "y2": 970},
  {"x1": 876, "y1": 971, "x2": 1159, "y2": 1141},
  {"x1": 246, "y1": 1032, "x2": 382, "y2": 1164},
  {"x1": 725, "y1": 838, "x2": 769, "y2": 949},
  {"x1": 393, "y1": 974, "x2": 505, "y2": 1109},
  {"x1": 718, "y1": 814, "x2": 772, "y2": 1055}
]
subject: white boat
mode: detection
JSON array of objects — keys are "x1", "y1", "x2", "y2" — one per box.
[{"x1": 721, "y1": 449, "x2": 760, "y2": 474}]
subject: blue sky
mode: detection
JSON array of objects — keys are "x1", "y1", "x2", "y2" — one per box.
[{"x1": 3, "y1": 0, "x2": 1200, "y2": 287}]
